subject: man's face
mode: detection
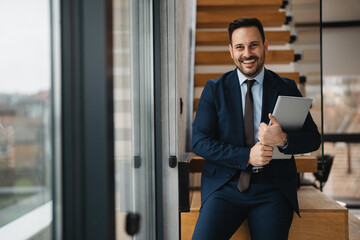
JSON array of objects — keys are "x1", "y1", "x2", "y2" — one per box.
[{"x1": 228, "y1": 26, "x2": 268, "y2": 79}]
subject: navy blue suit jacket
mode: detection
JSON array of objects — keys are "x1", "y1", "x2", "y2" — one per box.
[{"x1": 192, "y1": 68, "x2": 321, "y2": 216}]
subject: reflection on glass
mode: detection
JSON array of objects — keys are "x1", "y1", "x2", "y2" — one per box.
[
  {"x1": 113, "y1": 0, "x2": 133, "y2": 239},
  {"x1": 0, "y1": 0, "x2": 52, "y2": 234},
  {"x1": 323, "y1": 76, "x2": 360, "y2": 134},
  {"x1": 322, "y1": 76, "x2": 360, "y2": 200},
  {"x1": 113, "y1": 0, "x2": 156, "y2": 239}
]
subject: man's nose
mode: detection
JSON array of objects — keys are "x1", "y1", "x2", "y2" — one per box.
[{"x1": 243, "y1": 47, "x2": 251, "y2": 58}]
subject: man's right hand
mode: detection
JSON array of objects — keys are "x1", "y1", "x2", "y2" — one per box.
[{"x1": 248, "y1": 142, "x2": 273, "y2": 166}]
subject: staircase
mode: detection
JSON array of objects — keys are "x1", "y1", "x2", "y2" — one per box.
[{"x1": 180, "y1": 0, "x2": 360, "y2": 239}]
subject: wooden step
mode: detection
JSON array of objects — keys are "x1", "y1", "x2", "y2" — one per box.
[
  {"x1": 195, "y1": 72, "x2": 300, "y2": 86},
  {"x1": 197, "y1": 0, "x2": 283, "y2": 8},
  {"x1": 197, "y1": 10, "x2": 287, "y2": 28},
  {"x1": 196, "y1": 30, "x2": 292, "y2": 46},
  {"x1": 195, "y1": 49, "x2": 295, "y2": 65},
  {"x1": 193, "y1": 98, "x2": 200, "y2": 111},
  {"x1": 181, "y1": 186, "x2": 349, "y2": 240},
  {"x1": 189, "y1": 154, "x2": 317, "y2": 173}
]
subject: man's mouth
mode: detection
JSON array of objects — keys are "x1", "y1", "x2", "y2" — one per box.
[
  {"x1": 241, "y1": 57, "x2": 258, "y2": 65},
  {"x1": 242, "y1": 59, "x2": 256, "y2": 64}
]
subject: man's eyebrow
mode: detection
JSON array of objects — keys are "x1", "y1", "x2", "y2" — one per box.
[{"x1": 234, "y1": 41, "x2": 260, "y2": 47}]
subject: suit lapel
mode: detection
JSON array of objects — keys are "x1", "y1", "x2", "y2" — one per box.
[
  {"x1": 261, "y1": 69, "x2": 279, "y2": 124},
  {"x1": 225, "y1": 69, "x2": 244, "y2": 137}
]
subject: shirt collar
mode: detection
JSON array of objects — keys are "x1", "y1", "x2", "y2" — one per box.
[{"x1": 237, "y1": 67, "x2": 265, "y2": 86}]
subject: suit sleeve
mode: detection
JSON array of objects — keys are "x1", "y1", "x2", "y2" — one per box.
[
  {"x1": 192, "y1": 81, "x2": 250, "y2": 170},
  {"x1": 279, "y1": 80, "x2": 321, "y2": 154}
]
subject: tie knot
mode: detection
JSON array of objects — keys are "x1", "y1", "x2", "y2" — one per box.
[{"x1": 246, "y1": 79, "x2": 256, "y2": 89}]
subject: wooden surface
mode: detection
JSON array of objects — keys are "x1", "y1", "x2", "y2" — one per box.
[
  {"x1": 189, "y1": 154, "x2": 317, "y2": 173},
  {"x1": 196, "y1": 30, "x2": 291, "y2": 46},
  {"x1": 181, "y1": 187, "x2": 350, "y2": 240},
  {"x1": 194, "y1": 72, "x2": 300, "y2": 87},
  {"x1": 197, "y1": 10, "x2": 286, "y2": 28},
  {"x1": 298, "y1": 186, "x2": 347, "y2": 212},
  {"x1": 295, "y1": 156, "x2": 317, "y2": 173},
  {"x1": 197, "y1": 0, "x2": 283, "y2": 8},
  {"x1": 195, "y1": 49, "x2": 295, "y2": 65},
  {"x1": 193, "y1": 99, "x2": 200, "y2": 111}
]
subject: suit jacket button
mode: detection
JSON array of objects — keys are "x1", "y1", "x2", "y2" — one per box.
[{"x1": 227, "y1": 173, "x2": 231, "y2": 178}]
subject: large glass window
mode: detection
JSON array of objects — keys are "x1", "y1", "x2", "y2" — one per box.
[{"x1": 0, "y1": 0, "x2": 56, "y2": 238}]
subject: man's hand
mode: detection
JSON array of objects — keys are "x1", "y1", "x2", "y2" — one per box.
[
  {"x1": 258, "y1": 113, "x2": 287, "y2": 147},
  {"x1": 248, "y1": 142, "x2": 273, "y2": 166}
]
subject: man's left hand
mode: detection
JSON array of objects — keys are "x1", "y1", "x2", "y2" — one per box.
[{"x1": 258, "y1": 113, "x2": 287, "y2": 147}]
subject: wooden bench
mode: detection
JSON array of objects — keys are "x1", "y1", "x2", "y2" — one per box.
[
  {"x1": 189, "y1": 154, "x2": 317, "y2": 173},
  {"x1": 181, "y1": 186, "x2": 350, "y2": 240}
]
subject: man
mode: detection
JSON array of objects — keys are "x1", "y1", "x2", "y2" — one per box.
[{"x1": 192, "y1": 17, "x2": 321, "y2": 240}]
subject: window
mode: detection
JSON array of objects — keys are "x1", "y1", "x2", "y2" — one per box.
[{"x1": 0, "y1": 0, "x2": 57, "y2": 238}]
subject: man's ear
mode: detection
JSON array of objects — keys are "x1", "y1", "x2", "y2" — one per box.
[
  {"x1": 228, "y1": 44, "x2": 233, "y2": 59},
  {"x1": 264, "y1": 39, "x2": 269, "y2": 55}
]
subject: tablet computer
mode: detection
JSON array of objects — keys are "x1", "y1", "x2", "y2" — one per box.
[
  {"x1": 271, "y1": 96, "x2": 313, "y2": 130},
  {"x1": 271, "y1": 96, "x2": 313, "y2": 159}
]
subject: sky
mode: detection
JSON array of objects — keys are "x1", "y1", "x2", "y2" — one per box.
[{"x1": 0, "y1": 0, "x2": 51, "y2": 94}]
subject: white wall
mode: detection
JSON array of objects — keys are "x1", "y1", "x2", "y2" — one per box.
[
  {"x1": 323, "y1": 27, "x2": 360, "y2": 75},
  {"x1": 322, "y1": 0, "x2": 360, "y2": 76},
  {"x1": 322, "y1": 0, "x2": 360, "y2": 22}
]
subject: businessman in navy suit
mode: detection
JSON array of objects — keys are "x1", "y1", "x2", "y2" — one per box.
[{"x1": 192, "y1": 17, "x2": 321, "y2": 240}]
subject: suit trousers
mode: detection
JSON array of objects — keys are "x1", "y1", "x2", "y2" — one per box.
[{"x1": 192, "y1": 172, "x2": 294, "y2": 240}]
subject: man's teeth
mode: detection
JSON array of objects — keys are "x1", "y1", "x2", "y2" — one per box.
[{"x1": 243, "y1": 60, "x2": 256, "y2": 64}]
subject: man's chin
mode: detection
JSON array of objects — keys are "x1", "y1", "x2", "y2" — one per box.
[{"x1": 240, "y1": 69, "x2": 258, "y2": 78}]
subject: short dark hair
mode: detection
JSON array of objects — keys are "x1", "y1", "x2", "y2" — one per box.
[{"x1": 228, "y1": 17, "x2": 265, "y2": 45}]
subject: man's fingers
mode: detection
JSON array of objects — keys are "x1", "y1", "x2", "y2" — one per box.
[
  {"x1": 261, "y1": 145, "x2": 273, "y2": 151},
  {"x1": 269, "y1": 113, "x2": 280, "y2": 125}
]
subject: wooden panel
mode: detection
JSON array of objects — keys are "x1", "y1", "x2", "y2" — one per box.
[
  {"x1": 279, "y1": 72, "x2": 301, "y2": 83},
  {"x1": 190, "y1": 190, "x2": 201, "y2": 211},
  {"x1": 194, "y1": 72, "x2": 300, "y2": 87},
  {"x1": 181, "y1": 211, "x2": 349, "y2": 240},
  {"x1": 289, "y1": 212, "x2": 349, "y2": 240},
  {"x1": 195, "y1": 50, "x2": 295, "y2": 65},
  {"x1": 196, "y1": 30, "x2": 291, "y2": 46},
  {"x1": 197, "y1": 0, "x2": 282, "y2": 8},
  {"x1": 189, "y1": 154, "x2": 317, "y2": 173},
  {"x1": 197, "y1": 10, "x2": 286, "y2": 28},
  {"x1": 181, "y1": 187, "x2": 349, "y2": 240},
  {"x1": 295, "y1": 156, "x2": 317, "y2": 173}
]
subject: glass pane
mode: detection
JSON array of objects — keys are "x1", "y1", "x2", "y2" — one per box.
[
  {"x1": 0, "y1": 0, "x2": 55, "y2": 238},
  {"x1": 291, "y1": 0, "x2": 322, "y2": 155},
  {"x1": 321, "y1": 1, "x2": 360, "y2": 207},
  {"x1": 113, "y1": 0, "x2": 156, "y2": 239}
]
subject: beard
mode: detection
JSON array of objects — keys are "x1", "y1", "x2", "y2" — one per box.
[{"x1": 236, "y1": 50, "x2": 265, "y2": 79}]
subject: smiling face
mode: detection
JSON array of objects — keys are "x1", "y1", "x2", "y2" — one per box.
[{"x1": 229, "y1": 26, "x2": 268, "y2": 79}]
